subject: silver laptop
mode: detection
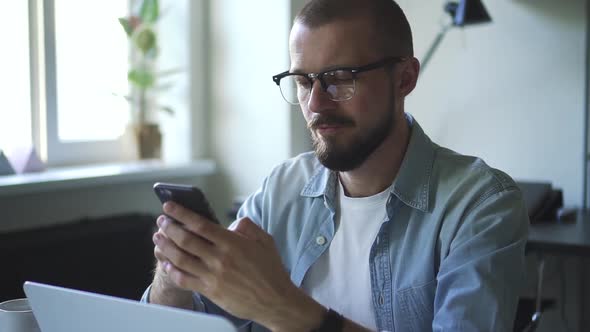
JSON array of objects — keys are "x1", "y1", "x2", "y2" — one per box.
[{"x1": 23, "y1": 281, "x2": 237, "y2": 332}]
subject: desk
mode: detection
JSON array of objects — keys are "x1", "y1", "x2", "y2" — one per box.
[
  {"x1": 525, "y1": 212, "x2": 590, "y2": 331},
  {"x1": 527, "y1": 211, "x2": 590, "y2": 256}
]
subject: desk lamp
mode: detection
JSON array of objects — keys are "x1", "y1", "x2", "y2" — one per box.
[{"x1": 421, "y1": 0, "x2": 492, "y2": 71}]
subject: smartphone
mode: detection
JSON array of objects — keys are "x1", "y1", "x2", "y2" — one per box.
[{"x1": 153, "y1": 182, "x2": 219, "y2": 224}]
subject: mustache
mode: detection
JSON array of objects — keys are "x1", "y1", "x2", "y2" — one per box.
[{"x1": 308, "y1": 114, "x2": 355, "y2": 130}]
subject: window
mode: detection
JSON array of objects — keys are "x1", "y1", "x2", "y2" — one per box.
[
  {"x1": 0, "y1": 1, "x2": 32, "y2": 152},
  {"x1": 53, "y1": 0, "x2": 130, "y2": 142},
  {"x1": 1, "y1": 0, "x2": 195, "y2": 168},
  {"x1": 43, "y1": 0, "x2": 134, "y2": 165},
  {"x1": 0, "y1": 0, "x2": 135, "y2": 167}
]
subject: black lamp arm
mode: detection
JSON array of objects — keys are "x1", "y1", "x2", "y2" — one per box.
[{"x1": 420, "y1": 23, "x2": 452, "y2": 72}]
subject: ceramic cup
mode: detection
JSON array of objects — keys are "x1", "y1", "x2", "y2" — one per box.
[{"x1": 0, "y1": 298, "x2": 40, "y2": 332}]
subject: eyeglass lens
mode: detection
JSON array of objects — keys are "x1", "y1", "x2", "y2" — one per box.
[{"x1": 279, "y1": 70, "x2": 356, "y2": 105}]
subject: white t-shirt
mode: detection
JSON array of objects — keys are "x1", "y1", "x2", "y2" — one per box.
[{"x1": 301, "y1": 180, "x2": 390, "y2": 330}]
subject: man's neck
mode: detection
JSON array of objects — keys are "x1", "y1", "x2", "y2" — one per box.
[{"x1": 338, "y1": 116, "x2": 410, "y2": 198}]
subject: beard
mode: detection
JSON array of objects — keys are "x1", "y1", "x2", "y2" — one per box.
[{"x1": 309, "y1": 93, "x2": 395, "y2": 172}]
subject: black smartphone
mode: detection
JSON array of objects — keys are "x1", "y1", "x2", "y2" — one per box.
[{"x1": 153, "y1": 182, "x2": 219, "y2": 224}]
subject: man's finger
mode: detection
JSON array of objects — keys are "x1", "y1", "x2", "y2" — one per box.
[
  {"x1": 153, "y1": 227, "x2": 170, "y2": 261},
  {"x1": 153, "y1": 231, "x2": 209, "y2": 278},
  {"x1": 164, "y1": 262, "x2": 209, "y2": 293},
  {"x1": 158, "y1": 215, "x2": 216, "y2": 258},
  {"x1": 154, "y1": 245, "x2": 167, "y2": 262},
  {"x1": 231, "y1": 217, "x2": 264, "y2": 241},
  {"x1": 163, "y1": 202, "x2": 228, "y2": 243}
]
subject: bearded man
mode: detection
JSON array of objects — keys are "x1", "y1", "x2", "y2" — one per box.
[{"x1": 144, "y1": 1, "x2": 528, "y2": 331}]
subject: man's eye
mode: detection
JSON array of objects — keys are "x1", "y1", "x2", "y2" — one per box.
[
  {"x1": 325, "y1": 70, "x2": 353, "y2": 82},
  {"x1": 293, "y1": 76, "x2": 310, "y2": 87}
]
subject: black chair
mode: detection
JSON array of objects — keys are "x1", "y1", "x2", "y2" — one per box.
[
  {"x1": 513, "y1": 181, "x2": 562, "y2": 331},
  {"x1": 513, "y1": 255, "x2": 556, "y2": 332}
]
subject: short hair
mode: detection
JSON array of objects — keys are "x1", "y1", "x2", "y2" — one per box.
[{"x1": 295, "y1": 0, "x2": 414, "y2": 57}]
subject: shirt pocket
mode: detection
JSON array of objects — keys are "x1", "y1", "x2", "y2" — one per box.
[{"x1": 395, "y1": 279, "x2": 436, "y2": 332}]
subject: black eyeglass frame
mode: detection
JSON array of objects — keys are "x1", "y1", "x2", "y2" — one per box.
[{"x1": 272, "y1": 56, "x2": 407, "y2": 102}]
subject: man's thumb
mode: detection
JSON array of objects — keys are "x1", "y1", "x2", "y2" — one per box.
[{"x1": 231, "y1": 217, "x2": 263, "y2": 240}]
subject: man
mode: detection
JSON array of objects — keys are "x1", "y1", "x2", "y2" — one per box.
[{"x1": 143, "y1": 0, "x2": 529, "y2": 331}]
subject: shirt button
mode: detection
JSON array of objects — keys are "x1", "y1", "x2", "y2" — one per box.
[{"x1": 316, "y1": 235, "x2": 327, "y2": 246}]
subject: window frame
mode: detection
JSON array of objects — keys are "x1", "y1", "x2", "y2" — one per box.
[{"x1": 32, "y1": 0, "x2": 134, "y2": 167}]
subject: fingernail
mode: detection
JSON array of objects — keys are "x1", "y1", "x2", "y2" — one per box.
[
  {"x1": 153, "y1": 233, "x2": 160, "y2": 243},
  {"x1": 163, "y1": 202, "x2": 174, "y2": 213},
  {"x1": 157, "y1": 216, "x2": 164, "y2": 227}
]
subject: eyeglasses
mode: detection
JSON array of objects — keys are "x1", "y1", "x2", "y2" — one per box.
[{"x1": 272, "y1": 56, "x2": 406, "y2": 105}]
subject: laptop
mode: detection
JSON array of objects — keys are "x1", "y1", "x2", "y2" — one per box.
[{"x1": 23, "y1": 281, "x2": 237, "y2": 332}]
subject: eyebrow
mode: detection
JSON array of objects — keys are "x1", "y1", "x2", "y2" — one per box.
[{"x1": 289, "y1": 67, "x2": 305, "y2": 74}]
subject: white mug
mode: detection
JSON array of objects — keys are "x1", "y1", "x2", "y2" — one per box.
[{"x1": 0, "y1": 298, "x2": 40, "y2": 332}]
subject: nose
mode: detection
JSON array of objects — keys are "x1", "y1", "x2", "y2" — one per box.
[{"x1": 306, "y1": 79, "x2": 334, "y2": 114}]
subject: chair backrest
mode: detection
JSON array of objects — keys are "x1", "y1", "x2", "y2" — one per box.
[{"x1": 516, "y1": 181, "x2": 563, "y2": 223}]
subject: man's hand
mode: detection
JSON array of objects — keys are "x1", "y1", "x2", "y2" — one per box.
[
  {"x1": 150, "y1": 228, "x2": 195, "y2": 310},
  {"x1": 153, "y1": 202, "x2": 325, "y2": 331}
]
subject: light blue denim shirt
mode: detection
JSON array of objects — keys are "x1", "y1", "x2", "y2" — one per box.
[{"x1": 143, "y1": 114, "x2": 529, "y2": 332}]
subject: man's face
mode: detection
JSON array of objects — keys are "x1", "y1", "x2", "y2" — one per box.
[{"x1": 289, "y1": 18, "x2": 400, "y2": 171}]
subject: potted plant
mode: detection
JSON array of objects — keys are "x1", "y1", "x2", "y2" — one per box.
[{"x1": 118, "y1": 0, "x2": 177, "y2": 159}]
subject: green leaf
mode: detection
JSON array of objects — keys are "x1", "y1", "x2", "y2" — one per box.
[
  {"x1": 118, "y1": 18, "x2": 133, "y2": 37},
  {"x1": 128, "y1": 69, "x2": 155, "y2": 89},
  {"x1": 159, "y1": 105, "x2": 174, "y2": 115},
  {"x1": 133, "y1": 27, "x2": 157, "y2": 54},
  {"x1": 140, "y1": 0, "x2": 159, "y2": 23}
]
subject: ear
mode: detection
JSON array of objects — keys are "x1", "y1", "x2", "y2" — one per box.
[{"x1": 398, "y1": 57, "x2": 420, "y2": 97}]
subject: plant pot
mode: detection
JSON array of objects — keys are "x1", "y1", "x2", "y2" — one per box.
[{"x1": 132, "y1": 123, "x2": 162, "y2": 159}]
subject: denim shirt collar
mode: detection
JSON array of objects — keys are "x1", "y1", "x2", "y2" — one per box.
[{"x1": 300, "y1": 113, "x2": 434, "y2": 213}]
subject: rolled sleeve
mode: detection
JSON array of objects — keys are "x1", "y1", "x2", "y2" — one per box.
[{"x1": 139, "y1": 284, "x2": 206, "y2": 312}]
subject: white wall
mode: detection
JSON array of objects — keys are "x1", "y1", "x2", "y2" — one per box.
[
  {"x1": 400, "y1": 0, "x2": 586, "y2": 207},
  {"x1": 207, "y1": 0, "x2": 293, "y2": 220}
]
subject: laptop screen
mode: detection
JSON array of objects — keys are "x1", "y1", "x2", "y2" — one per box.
[{"x1": 23, "y1": 281, "x2": 237, "y2": 332}]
